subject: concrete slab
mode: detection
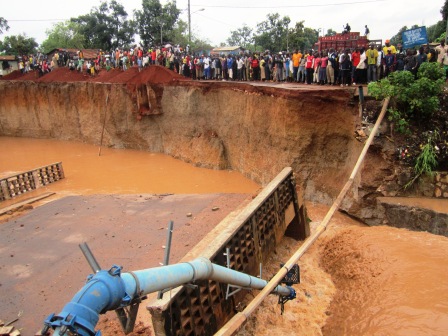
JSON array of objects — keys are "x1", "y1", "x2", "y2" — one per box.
[{"x1": 0, "y1": 193, "x2": 250, "y2": 335}]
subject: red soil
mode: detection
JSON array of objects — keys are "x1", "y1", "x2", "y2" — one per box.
[{"x1": 1, "y1": 65, "x2": 188, "y2": 85}]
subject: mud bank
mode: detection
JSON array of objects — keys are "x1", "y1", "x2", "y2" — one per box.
[{"x1": 0, "y1": 68, "x2": 360, "y2": 205}]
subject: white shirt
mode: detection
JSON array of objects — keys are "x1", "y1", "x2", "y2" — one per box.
[
  {"x1": 376, "y1": 51, "x2": 383, "y2": 66},
  {"x1": 204, "y1": 57, "x2": 210, "y2": 69}
]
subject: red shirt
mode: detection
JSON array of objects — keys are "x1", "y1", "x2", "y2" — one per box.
[
  {"x1": 351, "y1": 51, "x2": 360, "y2": 67},
  {"x1": 305, "y1": 55, "x2": 314, "y2": 69}
]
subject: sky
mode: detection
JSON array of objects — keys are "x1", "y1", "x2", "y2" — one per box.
[{"x1": 1, "y1": 0, "x2": 444, "y2": 48}]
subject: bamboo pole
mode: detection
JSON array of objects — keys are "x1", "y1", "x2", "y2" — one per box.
[
  {"x1": 215, "y1": 96, "x2": 390, "y2": 336},
  {"x1": 98, "y1": 94, "x2": 109, "y2": 156}
]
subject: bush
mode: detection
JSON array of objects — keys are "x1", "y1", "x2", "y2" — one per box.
[
  {"x1": 368, "y1": 62, "x2": 445, "y2": 187},
  {"x1": 368, "y1": 62, "x2": 445, "y2": 133}
]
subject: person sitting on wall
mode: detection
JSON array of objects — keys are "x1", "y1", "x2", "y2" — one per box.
[{"x1": 342, "y1": 23, "x2": 351, "y2": 34}]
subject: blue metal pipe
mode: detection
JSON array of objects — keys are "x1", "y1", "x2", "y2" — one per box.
[{"x1": 44, "y1": 257, "x2": 293, "y2": 336}]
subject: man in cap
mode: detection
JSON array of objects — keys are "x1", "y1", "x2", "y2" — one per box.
[{"x1": 383, "y1": 40, "x2": 396, "y2": 56}]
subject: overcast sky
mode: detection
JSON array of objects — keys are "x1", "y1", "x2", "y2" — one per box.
[{"x1": 1, "y1": 0, "x2": 444, "y2": 48}]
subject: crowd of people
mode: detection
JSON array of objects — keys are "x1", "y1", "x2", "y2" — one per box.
[
  {"x1": 11, "y1": 39, "x2": 448, "y2": 84},
  {"x1": 171, "y1": 39, "x2": 448, "y2": 86}
]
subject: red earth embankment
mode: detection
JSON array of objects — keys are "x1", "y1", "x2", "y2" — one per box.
[{"x1": 0, "y1": 66, "x2": 360, "y2": 203}]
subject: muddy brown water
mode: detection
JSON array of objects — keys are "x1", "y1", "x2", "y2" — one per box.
[
  {"x1": 1, "y1": 137, "x2": 448, "y2": 335},
  {"x1": 0, "y1": 136, "x2": 260, "y2": 198}
]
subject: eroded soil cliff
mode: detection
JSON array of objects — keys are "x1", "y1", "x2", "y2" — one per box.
[{"x1": 0, "y1": 66, "x2": 361, "y2": 205}]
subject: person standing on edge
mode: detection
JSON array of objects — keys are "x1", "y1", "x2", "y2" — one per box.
[
  {"x1": 367, "y1": 43, "x2": 378, "y2": 82},
  {"x1": 292, "y1": 49, "x2": 300, "y2": 82},
  {"x1": 376, "y1": 45, "x2": 384, "y2": 80},
  {"x1": 351, "y1": 47, "x2": 360, "y2": 85},
  {"x1": 305, "y1": 50, "x2": 315, "y2": 84},
  {"x1": 383, "y1": 40, "x2": 396, "y2": 55},
  {"x1": 227, "y1": 55, "x2": 234, "y2": 80},
  {"x1": 319, "y1": 52, "x2": 328, "y2": 85},
  {"x1": 298, "y1": 52, "x2": 306, "y2": 83},
  {"x1": 356, "y1": 47, "x2": 367, "y2": 84},
  {"x1": 436, "y1": 40, "x2": 447, "y2": 65},
  {"x1": 384, "y1": 48, "x2": 396, "y2": 77},
  {"x1": 339, "y1": 49, "x2": 351, "y2": 86},
  {"x1": 236, "y1": 56, "x2": 244, "y2": 81},
  {"x1": 327, "y1": 48, "x2": 337, "y2": 85},
  {"x1": 365, "y1": 25, "x2": 370, "y2": 39},
  {"x1": 251, "y1": 55, "x2": 260, "y2": 81}
]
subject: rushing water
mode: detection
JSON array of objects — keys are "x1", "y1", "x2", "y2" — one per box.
[{"x1": 1, "y1": 137, "x2": 447, "y2": 335}]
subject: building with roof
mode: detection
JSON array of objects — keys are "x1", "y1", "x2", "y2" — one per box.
[
  {"x1": 46, "y1": 48, "x2": 101, "y2": 61},
  {"x1": 210, "y1": 46, "x2": 245, "y2": 57},
  {"x1": 0, "y1": 55, "x2": 18, "y2": 76}
]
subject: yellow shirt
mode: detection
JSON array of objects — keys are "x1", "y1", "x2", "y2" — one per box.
[{"x1": 383, "y1": 45, "x2": 396, "y2": 55}]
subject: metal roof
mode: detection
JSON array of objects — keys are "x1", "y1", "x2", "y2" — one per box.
[{"x1": 0, "y1": 55, "x2": 17, "y2": 61}]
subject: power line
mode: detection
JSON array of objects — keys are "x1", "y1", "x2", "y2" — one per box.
[
  {"x1": 191, "y1": 0, "x2": 385, "y2": 9},
  {"x1": 7, "y1": 19, "x2": 66, "y2": 22}
]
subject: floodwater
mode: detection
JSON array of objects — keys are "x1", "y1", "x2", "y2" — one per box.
[
  {"x1": 238, "y1": 207, "x2": 448, "y2": 335},
  {"x1": 2, "y1": 137, "x2": 448, "y2": 335},
  {"x1": 0, "y1": 136, "x2": 260, "y2": 200}
]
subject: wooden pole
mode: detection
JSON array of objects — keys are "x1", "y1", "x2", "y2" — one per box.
[
  {"x1": 98, "y1": 94, "x2": 109, "y2": 156},
  {"x1": 215, "y1": 96, "x2": 390, "y2": 336}
]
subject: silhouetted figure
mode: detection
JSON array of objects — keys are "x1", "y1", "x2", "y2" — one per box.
[
  {"x1": 343, "y1": 23, "x2": 351, "y2": 34},
  {"x1": 365, "y1": 25, "x2": 370, "y2": 39}
]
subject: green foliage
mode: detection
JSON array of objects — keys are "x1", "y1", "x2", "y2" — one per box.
[
  {"x1": 325, "y1": 29, "x2": 337, "y2": 36},
  {"x1": 427, "y1": 20, "x2": 445, "y2": 42},
  {"x1": 226, "y1": 25, "x2": 254, "y2": 48},
  {"x1": 405, "y1": 131, "x2": 440, "y2": 189},
  {"x1": 41, "y1": 21, "x2": 85, "y2": 53},
  {"x1": 415, "y1": 142, "x2": 438, "y2": 176},
  {"x1": 0, "y1": 17, "x2": 9, "y2": 35},
  {"x1": 72, "y1": 0, "x2": 135, "y2": 50},
  {"x1": 369, "y1": 63, "x2": 445, "y2": 133},
  {"x1": 254, "y1": 13, "x2": 291, "y2": 51},
  {"x1": 134, "y1": 0, "x2": 180, "y2": 47},
  {"x1": 285, "y1": 21, "x2": 318, "y2": 52},
  {"x1": 387, "y1": 108, "x2": 411, "y2": 135},
  {"x1": 0, "y1": 34, "x2": 38, "y2": 55},
  {"x1": 369, "y1": 62, "x2": 444, "y2": 188},
  {"x1": 441, "y1": 0, "x2": 448, "y2": 21}
]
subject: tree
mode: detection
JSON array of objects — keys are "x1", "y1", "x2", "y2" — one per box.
[
  {"x1": 253, "y1": 13, "x2": 290, "y2": 52},
  {"x1": 190, "y1": 37, "x2": 213, "y2": 55},
  {"x1": 0, "y1": 34, "x2": 38, "y2": 55},
  {"x1": 169, "y1": 19, "x2": 189, "y2": 47},
  {"x1": 287, "y1": 21, "x2": 318, "y2": 52},
  {"x1": 0, "y1": 17, "x2": 9, "y2": 35},
  {"x1": 390, "y1": 25, "x2": 418, "y2": 46},
  {"x1": 41, "y1": 21, "x2": 86, "y2": 53},
  {"x1": 441, "y1": 0, "x2": 448, "y2": 21},
  {"x1": 325, "y1": 29, "x2": 337, "y2": 37},
  {"x1": 72, "y1": 0, "x2": 135, "y2": 50},
  {"x1": 226, "y1": 25, "x2": 254, "y2": 48},
  {"x1": 427, "y1": 20, "x2": 445, "y2": 43},
  {"x1": 134, "y1": 0, "x2": 180, "y2": 47}
]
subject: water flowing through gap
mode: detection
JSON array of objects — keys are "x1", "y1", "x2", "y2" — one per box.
[{"x1": 1, "y1": 137, "x2": 447, "y2": 336}]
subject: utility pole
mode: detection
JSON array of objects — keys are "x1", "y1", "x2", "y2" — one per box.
[{"x1": 188, "y1": 0, "x2": 191, "y2": 44}]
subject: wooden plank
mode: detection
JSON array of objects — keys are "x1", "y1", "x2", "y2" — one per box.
[{"x1": 0, "y1": 192, "x2": 55, "y2": 215}]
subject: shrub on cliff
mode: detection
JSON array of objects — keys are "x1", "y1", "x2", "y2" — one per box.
[
  {"x1": 368, "y1": 62, "x2": 446, "y2": 186},
  {"x1": 368, "y1": 63, "x2": 445, "y2": 131}
]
